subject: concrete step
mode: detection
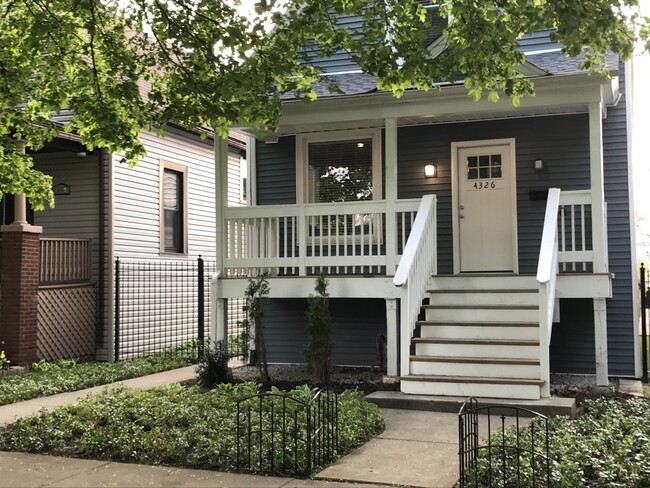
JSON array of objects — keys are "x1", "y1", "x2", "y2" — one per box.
[
  {"x1": 424, "y1": 305, "x2": 539, "y2": 322},
  {"x1": 427, "y1": 290, "x2": 538, "y2": 306},
  {"x1": 400, "y1": 375, "x2": 543, "y2": 400},
  {"x1": 410, "y1": 355, "x2": 540, "y2": 378},
  {"x1": 413, "y1": 338, "x2": 540, "y2": 358},
  {"x1": 418, "y1": 322, "x2": 539, "y2": 340},
  {"x1": 365, "y1": 390, "x2": 576, "y2": 418},
  {"x1": 428, "y1": 275, "x2": 537, "y2": 290}
]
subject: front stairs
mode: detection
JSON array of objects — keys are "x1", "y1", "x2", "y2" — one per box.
[{"x1": 401, "y1": 274, "x2": 545, "y2": 400}]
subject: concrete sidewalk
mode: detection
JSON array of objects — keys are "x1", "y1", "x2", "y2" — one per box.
[{"x1": 0, "y1": 366, "x2": 463, "y2": 487}]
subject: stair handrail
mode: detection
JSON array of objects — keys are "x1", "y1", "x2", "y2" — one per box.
[
  {"x1": 394, "y1": 194, "x2": 437, "y2": 377},
  {"x1": 536, "y1": 187, "x2": 561, "y2": 398}
]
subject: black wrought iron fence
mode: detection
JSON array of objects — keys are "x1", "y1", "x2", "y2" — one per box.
[
  {"x1": 235, "y1": 388, "x2": 339, "y2": 476},
  {"x1": 114, "y1": 257, "x2": 215, "y2": 362},
  {"x1": 641, "y1": 263, "x2": 649, "y2": 382},
  {"x1": 458, "y1": 397, "x2": 551, "y2": 488}
]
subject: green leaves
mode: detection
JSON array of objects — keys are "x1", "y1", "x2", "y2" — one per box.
[{"x1": 1, "y1": 0, "x2": 648, "y2": 207}]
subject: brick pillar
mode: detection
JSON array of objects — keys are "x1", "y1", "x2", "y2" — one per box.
[{"x1": 1, "y1": 224, "x2": 43, "y2": 365}]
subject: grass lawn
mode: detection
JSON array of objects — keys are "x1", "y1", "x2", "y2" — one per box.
[
  {"x1": 0, "y1": 354, "x2": 193, "y2": 406},
  {"x1": 0, "y1": 383, "x2": 384, "y2": 475}
]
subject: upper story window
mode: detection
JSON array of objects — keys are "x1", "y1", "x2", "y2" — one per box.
[
  {"x1": 160, "y1": 161, "x2": 188, "y2": 254},
  {"x1": 296, "y1": 128, "x2": 382, "y2": 204}
]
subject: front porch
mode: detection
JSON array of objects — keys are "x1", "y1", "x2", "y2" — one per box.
[{"x1": 211, "y1": 187, "x2": 612, "y2": 399}]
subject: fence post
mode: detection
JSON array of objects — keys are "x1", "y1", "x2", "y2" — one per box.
[
  {"x1": 642, "y1": 263, "x2": 648, "y2": 383},
  {"x1": 114, "y1": 257, "x2": 120, "y2": 362},
  {"x1": 198, "y1": 255, "x2": 205, "y2": 360}
]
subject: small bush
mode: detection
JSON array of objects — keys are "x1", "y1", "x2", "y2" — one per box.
[
  {"x1": 305, "y1": 275, "x2": 334, "y2": 385},
  {"x1": 196, "y1": 340, "x2": 232, "y2": 388}
]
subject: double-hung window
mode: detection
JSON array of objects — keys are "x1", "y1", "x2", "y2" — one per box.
[{"x1": 160, "y1": 161, "x2": 188, "y2": 254}]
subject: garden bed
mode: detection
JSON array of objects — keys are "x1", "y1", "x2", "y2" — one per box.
[{"x1": 0, "y1": 382, "x2": 385, "y2": 476}]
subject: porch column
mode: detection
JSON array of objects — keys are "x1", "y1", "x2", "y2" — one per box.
[
  {"x1": 0, "y1": 140, "x2": 43, "y2": 365},
  {"x1": 214, "y1": 136, "x2": 228, "y2": 274},
  {"x1": 594, "y1": 298, "x2": 609, "y2": 385},
  {"x1": 589, "y1": 101, "x2": 607, "y2": 273},
  {"x1": 385, "y1": 298, "x2": 398, "y2": 376},
  {"x1": 588, "y1": 102, "x2": 609, "y2": 385},
  {"x1": 384, "y1": 118, "x2": 398, "y2": 274}
]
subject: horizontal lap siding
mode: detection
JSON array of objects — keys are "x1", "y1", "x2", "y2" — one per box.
[
  {"x1": 113, "y1": 127, "x2": 217, "y2": 260},
  {"x1": 256, "y1": 136, "x2": 296, "y2": 205},
  {"x1": 263, "y1": 298, "x2": 386, "y2": 366}
]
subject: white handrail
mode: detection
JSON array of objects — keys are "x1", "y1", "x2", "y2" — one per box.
[
  {"x1": 536, "y1": 187, "x2": 561, "y2": 399},
  {"x1": 393, "y1": 194, "x2": 437, "y2": 377}
]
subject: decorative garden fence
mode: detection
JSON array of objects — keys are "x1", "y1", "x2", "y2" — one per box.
[
  {"x1": 458, "y1": 397, "x2": 551, "y2": 488},
  {"x1": 235, "y1": 388, "x2": 339, "y2": 476}
]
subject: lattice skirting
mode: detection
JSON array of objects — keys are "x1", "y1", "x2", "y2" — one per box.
[{"x1": 37, "y1": 286, "x2": 97, "y2": 361}]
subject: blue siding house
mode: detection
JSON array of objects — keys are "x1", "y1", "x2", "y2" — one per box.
[{"x1": 210, "y1": 23, "x2": 638, "y2": 400}]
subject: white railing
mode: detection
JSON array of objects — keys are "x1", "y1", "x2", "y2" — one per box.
[
  {"x1": 557, "y1": 190, "x2": 594, "y2": 271},
  {"x1": 223, "y1": 199, "x2": 421, "y2": 277},
  {"x1": 536, "y1": 188, "x2": 561, "y2": 399},
  {"x1": 393, "y1": 195, "x2": 438, "y2": 377},
  {"x1": 40, "y1": 238, "x2": 92, "y2": 284}
]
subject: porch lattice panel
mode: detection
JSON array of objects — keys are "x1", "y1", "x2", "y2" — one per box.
[{"x1": 37, "y1": 286, "x2": 97, "y2": 361}]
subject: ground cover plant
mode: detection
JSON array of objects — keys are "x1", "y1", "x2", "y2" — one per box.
[
  {"x1": 0, "y1": 353, "x2": 192, "y2": 406},
  {"x1": 0, "y1": 383, "x2": 385, "y2": 475},
  {"x1": 469, "y1": 398, "x2": 650, "y2": 487}
]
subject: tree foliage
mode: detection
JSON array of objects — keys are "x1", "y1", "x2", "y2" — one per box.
[
  {"x1": 1, "y1": 0, "x2": 648, "y2": 208},
  {"x1": 304, "y1": 275, "x2": 333, "y2": 385}
]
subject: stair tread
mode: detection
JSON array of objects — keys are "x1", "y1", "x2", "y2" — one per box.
[
  {"x1": 427, "y1": 289, "x2": 538, "y2": 294},
  {"x1": 412, "y1": 337, "x2": 539, "y2": 346},
  {"x1": 423, "y1": 304, "x2": 538, "y2": 310},
  {"x1": 409, "y1": 355, "x2": 540, "y2": 365},
  {"x1": 417, "y1": 320, "x2": 538, "y2": 327},
  {"x1": 401, "y1": 375, "x2": 545, "y2": 386}
]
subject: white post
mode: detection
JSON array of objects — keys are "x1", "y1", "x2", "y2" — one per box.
[
  {"x1": 538, "y1": 284, "x2": 551, "y2": 398},
  {"x1": 588, "y1": 102, "x2": 607, "y2": 273},
  {"x1": 384, "y1": 118, "x2": 398, "y2": 274},
  {"x1": 400, "y1": 291, "x2": 411, "y2": 377},
  {"x1": 12, "y1": 140, "x2": 28, "y2": 225},
  {"x1": 385, "y1": 298, "x2": 398, "y2": 376},
  {"x1": 594, "y1": 298, "x2": 609, "y2": 386},
  {"x1": 215, "y1": 136, "x2": 228, "y2": 274}
]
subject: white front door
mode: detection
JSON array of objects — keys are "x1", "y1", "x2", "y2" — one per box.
[{"x1": 454, "y1": 141, "x2": 517, "y2": 273}]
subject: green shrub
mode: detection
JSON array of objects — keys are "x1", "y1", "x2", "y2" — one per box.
[
  {"x1": 304, "y1": 275, "x2": 334, "y2": 385},
  {"x1": 196, "y1": 340, "x2": 232, "y2": 388},
  {"x1": 471, "y1": 398, "x2": 650, "y2": 488},
  {"x1": 0, "y1": 354, "x2": 191, "y2": 406},
  {"x1": 0, "y1": 383, "x2": 384, "y2": 475}
]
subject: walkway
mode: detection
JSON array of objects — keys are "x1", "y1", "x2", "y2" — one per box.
[{"x1": 0, "y1": 366, "x2": 462, "y2": 488}]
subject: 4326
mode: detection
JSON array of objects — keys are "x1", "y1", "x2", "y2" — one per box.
[{"x1": 473, "y1": 181, "x2": 496, "y2": 190}]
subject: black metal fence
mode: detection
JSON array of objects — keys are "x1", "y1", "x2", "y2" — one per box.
[
  {"x1": 458, "y1": 397, "x2": 551, "y2": 488},
  {"x1": 114, "y1": 257, "x2": 215, "y2": 362},
  {"x1": 641, "y1": 263, "x2": 649, "y2": 382},
  {"x1": 235, "y1": 388, "x2": 339, "y2": 476}
]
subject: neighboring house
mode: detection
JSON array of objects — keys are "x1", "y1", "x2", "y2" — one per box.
[
  {"x1": 0, "y1": 122, "x2": 248, "y2": 362},
  {"x1": 211, "y1": 18, "x2": 638, "y2": 400}
]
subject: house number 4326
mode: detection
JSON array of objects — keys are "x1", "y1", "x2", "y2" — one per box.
[{"x1": 473, "y1": 181, "x2": 496, "y2": 190}]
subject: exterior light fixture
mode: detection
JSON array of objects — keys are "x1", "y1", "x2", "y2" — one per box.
[
  {"x1": 534, "y1": 159, "x2": 544, "y2": 171},
  {"x1": 424, "y1": 163, "x2": 437, "y2": 178},
  {"x1": 52, "y1": 183, "x2": 71, "y2": 195}
]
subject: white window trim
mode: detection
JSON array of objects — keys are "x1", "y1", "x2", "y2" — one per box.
[{"x1": 295, "y1": 128, "x2": 383, "y2": 204}]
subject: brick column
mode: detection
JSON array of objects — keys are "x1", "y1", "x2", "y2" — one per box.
[{"x1": 1, "y1": 224, "x2": 43, "y2": 365}]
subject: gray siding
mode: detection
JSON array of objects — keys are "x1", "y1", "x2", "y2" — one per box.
[
  {"x1": 518, "y1": 29, "x2": 561, "y2": 53},
  {"x1": 256, "y1": 136, "x2": 296, "y2": 205},
  {"x1": 397, "y1": 115, "x2": 590, "y2": 274},
  {"x1": 263, "y1": 298, "x2": 386, "y2": 366},
  {"x1": 256, "y1": 103, "x2": 635, "y2": 376}
]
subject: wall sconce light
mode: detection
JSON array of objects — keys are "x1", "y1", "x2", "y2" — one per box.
[
  {"x1": 534, "y1": 159, "x2": 544, "y2": 171},
  {"x1": 424, "y1": 163, "x2": 437, "y2": 178},
  {"x1": 52, "y1": 183, "x2": 71, "y2": 196}
]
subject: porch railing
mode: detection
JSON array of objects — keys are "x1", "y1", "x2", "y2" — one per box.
[
  {"x1": 537, "y1": 188, "x2": 561, "y2": 399},
  {"x1": 40, "y1": 238, "x2": 92, "y2": 284},
  {"x1": 557, "y1": 190, "x2": 596, "y2": 272},
  {"x1": 223, "y1": 198, "x2": 421, "y2": 277},
  {"x1": 393, "y1": 195, "x2": 438, "y2": 377}
]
